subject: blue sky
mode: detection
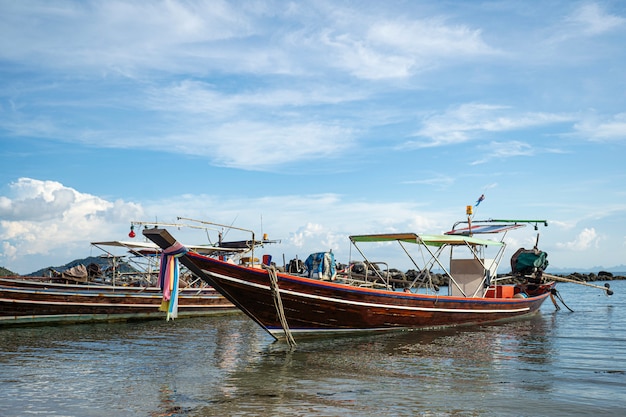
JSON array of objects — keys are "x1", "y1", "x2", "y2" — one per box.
[{"x1": 1, "y1": 0, "x2": 625, "y2": 274}]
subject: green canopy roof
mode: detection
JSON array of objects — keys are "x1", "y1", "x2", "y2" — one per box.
[{"x1": 349, "y1": 233, "x2": 503, "y2": 247}]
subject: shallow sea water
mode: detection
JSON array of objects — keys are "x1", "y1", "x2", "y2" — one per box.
[{"x1": 1, "y1": 281, "x2": 625, "y2": 416}]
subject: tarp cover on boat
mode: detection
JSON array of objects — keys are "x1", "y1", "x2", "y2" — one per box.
[
  {"x1": 349, "y1": 233, "x2": 503, "y2": 247},
  {"x1": 510, "y1": 248, "x2": 549, "y2": 274},
  {"x1": 304, "y1": 252, "x2": 337, "y2": 280},
  {"x1": 60, "y1": 264, "x2": 89, "y2": 282}
]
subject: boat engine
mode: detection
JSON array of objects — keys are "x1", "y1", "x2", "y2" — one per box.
[{"x1": 511, "y1": 247, "x2": 549, "y2": 283}]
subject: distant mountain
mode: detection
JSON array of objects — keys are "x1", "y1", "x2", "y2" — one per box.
[
  {"x1": 19, "y1": 256, "x2": 139, "y2": 277},
  {"x1": 23, "y1": 256, "x2": 105, "y2": 277},
  {"x1": 0, "y1": 266, "x2": 17, "y2": 277},
  {"x1": 547, "y1": 264, "x2": 626, "y2": 274}
]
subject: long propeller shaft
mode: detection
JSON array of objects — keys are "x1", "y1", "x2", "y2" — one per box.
[{"x1": 543, "y1": 273, "x2": 613, "y2": 295}]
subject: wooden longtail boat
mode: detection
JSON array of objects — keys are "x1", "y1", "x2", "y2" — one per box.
[
  {"x1": 142, "y1": 217, "x2": 558, "y2": 343},
  {"x1": 0, "y1": 277, "x2": 237, "y2": 326},
  {"x1": 0, "y1": 220, "x2": 284, "y2": 327}
]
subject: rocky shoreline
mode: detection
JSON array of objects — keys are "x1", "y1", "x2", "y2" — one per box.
[
  {"x1": 553, "y1": 271, "x2": 625, "y2": 282},
  {"x1": 417, "y1": 271, "x2": 624, "y2": 288}
]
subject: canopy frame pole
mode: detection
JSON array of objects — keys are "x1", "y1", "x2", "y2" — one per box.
[
  {"x1": 415, "y1": 240, "x2": 456, "y2": 295},
  {"x1": 349, "y1": 239, "x2": 391, "y2": 289},
  {"x1": 404, "y1": 242, "x2": 445, "y2": 293}
]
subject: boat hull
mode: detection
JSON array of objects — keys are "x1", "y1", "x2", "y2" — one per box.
[
  {"x1": 187, "y1": 251, "x2": 554, "y2": 338},
  {"x1": 0, "y1": 277, "x2": 237, "y2": 326}
]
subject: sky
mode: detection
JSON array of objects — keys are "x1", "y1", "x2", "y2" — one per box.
[{"x1": 1, "y1": 0, "x2": 625, "y2": 275}]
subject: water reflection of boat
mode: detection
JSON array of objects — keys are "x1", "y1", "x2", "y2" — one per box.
[
  {"x1": 143, "y1": 213, "x2": 557, "y2": 343},
  {"x1": 183, "y1": 314, "x2": 555, "y2": 416}
]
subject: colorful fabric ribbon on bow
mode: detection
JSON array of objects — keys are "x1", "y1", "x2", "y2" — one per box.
[{"x1": 158, "y1": 241, "x2": 188, "y2": 321}]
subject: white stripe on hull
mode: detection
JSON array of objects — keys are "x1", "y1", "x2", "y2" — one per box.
[{"x1": 204, "y1": 270, "x2": 532, "y2": 314}]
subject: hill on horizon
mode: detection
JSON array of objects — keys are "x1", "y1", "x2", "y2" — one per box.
[
  {"x1": 0, "y1": 266, "x2": 17, "y2": 276},
  {"x1": 0, "y1": 256, "x2": 139, "y2": 277}
]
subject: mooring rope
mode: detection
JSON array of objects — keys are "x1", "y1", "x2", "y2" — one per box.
[{"x1": 266, "y1": 265, "x2": 297, "y2": 347}]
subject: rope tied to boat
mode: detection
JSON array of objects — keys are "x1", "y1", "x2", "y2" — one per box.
[
  {"x1": 158, "y1": 241, "x2": 188, "y2": 321},
  {"x1": 265, "y1": 265, "x2": 297, "y2": 347}
]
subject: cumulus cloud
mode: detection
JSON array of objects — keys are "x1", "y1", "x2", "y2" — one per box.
[
  {"x1": 289, "y1": 222, "x2": 343, "y2": 252},
  {"x1": 556, "y1": 227, "x2": 599, "y2": 251},
  {"x1": 0, "y1": 178, "x2": 143, "y2": 267},
  {"x1": 163, "y1": 192, "x2": 446, "y2": 266}
]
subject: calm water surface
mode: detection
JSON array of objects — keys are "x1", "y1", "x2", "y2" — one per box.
[{"x1": 1, "y1": 281, "x2": 625, "y2": 416}]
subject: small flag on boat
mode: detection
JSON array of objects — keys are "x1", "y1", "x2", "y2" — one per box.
[
  {"x1": 158, "y1": 241, "x2": 188, "y2": 321},
  {"x1": 475, "y1": 194, "x2": 485, "y2": 206}
]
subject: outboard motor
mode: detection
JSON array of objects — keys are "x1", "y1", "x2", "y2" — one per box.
[{"x1": 511, "y1": 247, "x2": 549, "y2": 283}]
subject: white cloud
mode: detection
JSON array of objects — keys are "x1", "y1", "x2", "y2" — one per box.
[
  {"x1": 0, "y1": 0, "x2": 498, "y2": 80},
  {"x1": 139, "y1": 192, "x2": 448, "y2": 268},
  {"x1": 367, "y1": 18, "x2": 495, "y2": 57},
  {"x1": 136, "y1": 79, "x2": 363, "y2": 170},
  {"x1": 0, "y1": 179, "x2": 451, "y2": 273},
  {"x1": 0, "y1": 0, "x2": 259, "y2": 73},
  {"x1": 544, "y1": 3, "x2": 626, "y2": 46},
  {"x1": 146, "y1": 80, "x2": 364, "y2": 116},
  {"x1": 407, "y1": 103, "x2": 573, "y2": 148},
  {"x1": 471, "y1": 141, "x2": 534, "y2": 165},
  {"x1": 0, "y1": 178, "x2": 143, "y2": 266},
  {"x1": 317, "y1": 17, "x2": 497, "y2": 80},
  {"x1": 290, "y1": 222, "x2": 323, "y2": 248},
  {"x1": 403, "y1": 175, "x2": 455, "y2": 189},
  {"x1": 566, "y1": 3, "x2": 625, "y2": 36},
  {"x1": 321, "y1": 31, "x2": 415, "y2": 80},
  {"x1": 556, "y1": 227, "x2": 599, "y2": 251},
  {"x1": 152, "y1": 121, "x2": 355, "y2": 171},
  {"x1": 574, "y1": 113, "x2": 626, "y2": 142}
]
